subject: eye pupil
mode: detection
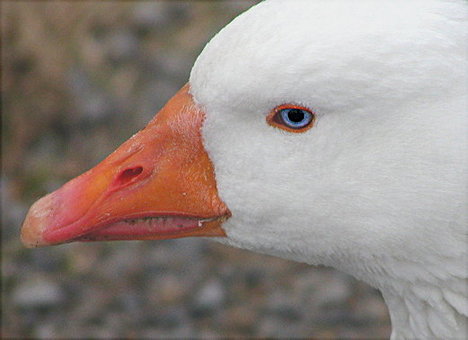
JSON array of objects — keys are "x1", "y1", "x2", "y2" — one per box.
[
  {"x1": 287, "y1": 109, "x2": 305, "y2": 123},
  {"x1": 279, "y1": 108, "x2": 313, "y2": 129}
]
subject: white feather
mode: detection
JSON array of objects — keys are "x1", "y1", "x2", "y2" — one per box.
[{"x1": 189, "y1": 0, "x2": 468, "y2": 338}]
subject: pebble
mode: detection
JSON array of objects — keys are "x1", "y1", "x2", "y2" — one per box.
[
  {"x1": 132, "y1": 2, "x2": 171, "y2": 31},
  {"x1": 313, "y1": 272, "x2": 353, "y2": 308},
  {"x1": 67, "y1": 67, "x2": 114, "y2": 124},
  {"x1": 352, "y1": 293, "x2": 390, "y2": 321},
  {"x1": 106, "y1": 30, "x2": 139, "y2": 64},
  {"x1": 13, "y1": 275, "x2": 64, "y2": 308},
  {"x1": 1, "y1": 176, "x2": 28, "y2": 239},
  {"x1": 157, "y1": 275, "x2": 187, "y2": 304},
  {"x1": 35, "y1": 323, "x2": 57, "y2": 339},
  {"x1": 193, "y1": 279, "x2": 225, "y2": 311}
]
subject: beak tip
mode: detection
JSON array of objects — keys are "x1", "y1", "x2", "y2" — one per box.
[{"x1": 20, "y1": 194, "x2": 54, "y2": 248}]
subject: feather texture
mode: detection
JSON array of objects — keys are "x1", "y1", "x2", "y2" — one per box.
[{"x1": 189, "y1": 0, "x2": 467, "y2": 338}]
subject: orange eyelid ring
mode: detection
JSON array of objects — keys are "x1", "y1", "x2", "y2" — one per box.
[{"x1": 266, "y1": 104, "x2": 316, "y2": 133}]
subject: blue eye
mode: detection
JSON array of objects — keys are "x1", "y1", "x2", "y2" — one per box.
[
  {"x1": 278, "y1": 108, "x2": 314, "y2": 129},
  {"x1": 267, "y1": 105, "x2": 315, "y2": 132}
]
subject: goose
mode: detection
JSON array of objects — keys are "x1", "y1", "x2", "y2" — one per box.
[{"x1": 21, "y1": 0, "x2": 467, "y2": 338}]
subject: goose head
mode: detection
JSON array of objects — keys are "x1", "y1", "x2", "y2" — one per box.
[{"x1": 21, "y1": 0, "x2": 467, "y2": 338}]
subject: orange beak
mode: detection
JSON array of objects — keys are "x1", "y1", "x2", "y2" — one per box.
[{"x1": 21, "y1": 85, "x2": 230, "y2": 248}]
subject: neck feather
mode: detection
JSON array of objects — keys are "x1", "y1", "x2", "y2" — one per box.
[
  {"x1": 328, "y1": 253, "x2": 467, "y2": 339},
  {"x1": 381, "y1": 277, "x2": 467, "y2": 339}
]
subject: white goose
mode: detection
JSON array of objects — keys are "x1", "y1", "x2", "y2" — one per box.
[{"x1": 21, "y1": 0, "x2": 467, "y2": 339}]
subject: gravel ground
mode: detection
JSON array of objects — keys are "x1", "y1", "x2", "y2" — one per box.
[{"x1": 2, "y1": 2, "x2": 391, "y2": 338}]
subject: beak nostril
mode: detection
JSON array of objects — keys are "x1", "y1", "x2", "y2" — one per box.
[{"x1": 115, "y1": 166, "x2": 144, "y2": 186}]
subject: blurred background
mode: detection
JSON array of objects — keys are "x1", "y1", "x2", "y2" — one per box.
[{"x1": 2, "y1": 1, "x2": 390, "y2": 338}]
